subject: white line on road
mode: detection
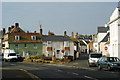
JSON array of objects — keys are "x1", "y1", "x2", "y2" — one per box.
[
  {"x1": 57, "y1": 70, "x2": 62, "y2": 72},
  {"x1": 84, "y1": 76, "x2": 98, "y2": 80},
  {"x1": 72, "y1": 72, "x2": 79, "y2": 75}
]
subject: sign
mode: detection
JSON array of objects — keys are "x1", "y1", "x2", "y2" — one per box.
[
  {"x1": 104, "y1": 47, "x2": 108, "y2": 50},
  {"x1": 61, "y1": 50, "x2": 64, "y2": 53}
]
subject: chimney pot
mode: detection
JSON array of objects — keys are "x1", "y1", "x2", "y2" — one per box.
[
  {"x1": 8, "y1": 27, "x2": 11, "y2": 32},
  {"x1": 11, "y1": 25, "x2": 14, "y2": 29},
  {"x1": 40, "y1": 25, "x2": 43, "y2": 35},
  {"x1": 64, "y1": 31, "x2": 67, "y2": 36},
  {"x1": 34, "y1": 31, "x2": 36, "y2": 33},
  {"x1": 3, "y1": 28, "x2": 6, "y2": 34},
  {"x1": 15, "y1": 23, "x2": 19, "y2": 27}
]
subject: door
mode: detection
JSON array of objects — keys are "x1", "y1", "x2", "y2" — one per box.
[
  {"x1": 102, "y1": 57, "x2": 108, "y2": 68},
  {"x1": 56, "y1": 50, "x2": 60, "y2": 58}
]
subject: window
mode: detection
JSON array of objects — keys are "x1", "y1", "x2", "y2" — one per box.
[
  {"x1": 33, "y1": 44, "x2": 37, "y2": 49},
  {"x1": 15, "y1": 44, "x2": 18, "y2": 48},
  {"x1": 24, "y1": 44, "x2": 27, "y2": 48},
  {"x1": 15, "y1": 35, "x2": 20, "y2": 40},
  {"x1": 31, "y1": 36, "x2": 36, "y2": 40},
  {"x1": 64, "y1": 41, "x2": 70, "y2": 47}
]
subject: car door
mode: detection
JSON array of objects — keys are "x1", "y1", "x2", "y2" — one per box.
[{"x1": 102, "y1": 57, "x2": 108, "y2": 68}]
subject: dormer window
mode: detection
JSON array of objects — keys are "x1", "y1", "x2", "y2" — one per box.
[
  {"x1": 15, "y1": 35, "x2": 20, "y2": 40},
  {"x1": 31, "y1": 36, "x2": 36, "y2": 40}
]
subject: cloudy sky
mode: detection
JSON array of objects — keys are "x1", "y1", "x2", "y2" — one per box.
[{"x1": 2, "y1": 2, "x2": 118, "y2": 35}]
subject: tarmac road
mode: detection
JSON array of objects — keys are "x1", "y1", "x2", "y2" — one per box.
[{"x1": 2, "y1": 61, "x2": 120, "y2": 80}]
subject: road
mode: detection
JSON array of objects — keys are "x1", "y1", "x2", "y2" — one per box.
[{"x1": 2, "y1": 61, "x2": 120, "y2": 80}]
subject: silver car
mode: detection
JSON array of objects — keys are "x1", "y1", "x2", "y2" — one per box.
[{"x1": 97, "y1": 57, "x2": 120, "y2": 70}]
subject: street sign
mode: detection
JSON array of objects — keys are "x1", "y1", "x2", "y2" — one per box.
[{"x1": 104, "y1": 47, "x2": 108, "y2": 50}]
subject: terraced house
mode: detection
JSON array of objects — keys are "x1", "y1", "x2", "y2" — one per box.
[
  {"x1": 2, "y1": 23, "x2": 76, "y2": 59},
  {"x1": 2, "y1": 23, "x2": 43, "y2": 58}
]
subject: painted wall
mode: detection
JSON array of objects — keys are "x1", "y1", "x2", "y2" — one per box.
[
  {"x1": 97, "y1": 33, "x2": 107, "y2": 53},
  {"x1": 9, "y1": 43, "x2": 43, "y2": 57},
  {"x1": 43, "y1": 41, "x2": 74, "y2": 59},
  {"x1": 109, "y1": 7, "x2": 120, "y2": 58}
]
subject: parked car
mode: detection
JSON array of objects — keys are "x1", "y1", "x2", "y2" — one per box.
[
  {"x1": 17, "y1": 54, "x2": 24, "y2": 62},
  {"x1": 0, "y1": 53, "x2": 3, "y2": 61},
  {"x1": 97, "y1": 57, "x2": 120, "y2": 70},
  {"x1": 3, "y1": 49, "x2": 18, "y2": 62},
  {"x1": 88, "y1": 53, "x2": 102, "y2": 67}
]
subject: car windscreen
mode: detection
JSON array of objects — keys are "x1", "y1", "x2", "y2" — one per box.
[
  {"x1": 107, "y1": 57, "x2": 120, "y2": 62},
  {"x1": 9, "y1": 53, "x2": 16, "y2": 56},
  {"x1": 90, "y1": 54, "x2": 102, "y2": 58}
]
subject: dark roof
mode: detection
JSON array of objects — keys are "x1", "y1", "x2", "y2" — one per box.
[
  {"x1": 98, "y1": 27, "x2": 109, "y2": 33},
  {"x1": 41, "y1": 35, "x2": 72, "y2": 41},
  {"x1": 101, "y1": 33, "x2": 110, "y2": 42}
]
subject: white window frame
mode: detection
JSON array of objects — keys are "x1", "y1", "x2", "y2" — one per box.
[
  {"x1": 15, "y1": 35, "x2": 20, "y2": 40},
  {"x1": 31, "y1": 36, "x2": 36, "y2": 40}
]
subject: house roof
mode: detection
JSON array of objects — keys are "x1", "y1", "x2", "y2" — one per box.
[
  {"x1": 6, "y1": 33, "x2": 42, "y2": 43},
  {"x1": 98, "y1": 27, "x2": 109, "y2": 33},
  {"x1": 41, "y1": 35, "x2": 72, "y2": 41},
  {"x1": 9, "y1": 27, "x2": 25, "y2": 33},
  {"x1": 101, "y1": 33, "x2": 110, "y2": 42},
  {"x1": 3, "y1": 33, "x2": 73, "y2": 43}
]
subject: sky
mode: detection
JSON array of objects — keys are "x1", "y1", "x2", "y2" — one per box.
[{"x1": 2, "y1": 2, "x2": 118, "y2": 35}]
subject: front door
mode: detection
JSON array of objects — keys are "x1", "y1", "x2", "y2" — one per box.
[{"x1": 56, "y1": 50, "x2": 60, "y2": 58}]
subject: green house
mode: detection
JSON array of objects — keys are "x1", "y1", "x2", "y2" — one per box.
[{"x1": 2, "y1": 23, "x2": 43, "y2": 57}]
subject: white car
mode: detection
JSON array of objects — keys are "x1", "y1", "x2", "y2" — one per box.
[{"x1": 88, "y1": 53, "x2": 102, "y2": 67}]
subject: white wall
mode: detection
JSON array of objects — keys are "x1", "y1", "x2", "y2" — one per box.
[
  {"x1": 43, "y1": 41, "x2": 74, "y2": 59},
  {"x1": 3, "y1": 41, "x2": 9, "y2": 49},
  {"x1": 109, "y1": 7, "x2": 120, "y2": 58},
  {"x1": 97, "y1": 33, "x2": 107, "y2": 53}
]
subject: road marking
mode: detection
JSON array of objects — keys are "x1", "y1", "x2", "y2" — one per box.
[
  {"x1": 72, "y1": 72, "x2": 79, "y2": 75},
  {"x1": 19, "y1": 69, "x2": 41, "y2": 80},
  {"x1": 10, "y1": 64, "x2": 15, "y2": 65},
  {"x1": 84, "y1": 76, "x2": 98, "y2": 80},
  {"x1": 57, "y1": 70, "x2": 62, "y2": 72}
]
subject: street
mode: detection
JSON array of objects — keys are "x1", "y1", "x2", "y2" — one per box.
[{"x1": 1, "y1": 54, "x2": 120, "y2": 80}]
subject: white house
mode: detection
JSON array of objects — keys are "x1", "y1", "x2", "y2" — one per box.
[
  {"x1": 41, "y1": 35, "x2": 75, "y2": 59},
  {"x1": 108, "y1": 5, "x2": 120, "y2": 58},
  {"x1": 96, "y1": 27, "x2": 109, "y2": 53}
]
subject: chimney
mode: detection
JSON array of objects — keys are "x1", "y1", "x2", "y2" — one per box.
[
  {"x1": 40, "y1": 25, "x2": 43, "y2": 35},
  {"x1": 34, "y1": 31, "x2": 36, "y2": 33},
  {"x1": 75, "y1": 32, "x2": 78, "y2": 39},
  {"x1": 15, "y1": 23, "x2": 19, "y2": 27},
  {"x1": 11, "y1": 25, "x2": 14, "y2": 29},
  {"x1": 8, "y1": 27, "x2": 11, "y2": 32},
  {"x1": 71, "y1": 32, "x2": 74, "y2": 38},
  {"x1": 3, "y1": 28, "x2": 6, "y2": 35},
  {"x1": 64, "y1": 31, "x2": 67, "y2": 36}
]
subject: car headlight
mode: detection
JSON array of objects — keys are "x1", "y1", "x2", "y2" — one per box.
[{"x1": 112, "y1": 64, "x2": 117, "y2": 66}]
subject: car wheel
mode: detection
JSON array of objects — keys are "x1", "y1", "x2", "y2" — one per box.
[
  {"x1": 107, "y1": 65, "x2": 112, "y2": 71},
  {"x1": 98, "y1": 65, "x2": 102, "y2": 70},
  {"x1": 88, "y1": 62, "x2": 91, "y2": 67}
]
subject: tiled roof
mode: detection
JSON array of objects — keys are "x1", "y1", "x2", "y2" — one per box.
[
  {"x1": 7, "y1": 33, "x2": 42, "y2": 43},
  {"x1": 9, "y1": 27, "x2": 25, "y2": 33},
  {"x1": 101, "y1": 33, "x2": 110, "y2": 42},
  {"x1": 98, "y1": 27, "x2": 109, "y2": 33},
  {"x1": 41, "y1": 35, "x2": 72, "y2": 41}
]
